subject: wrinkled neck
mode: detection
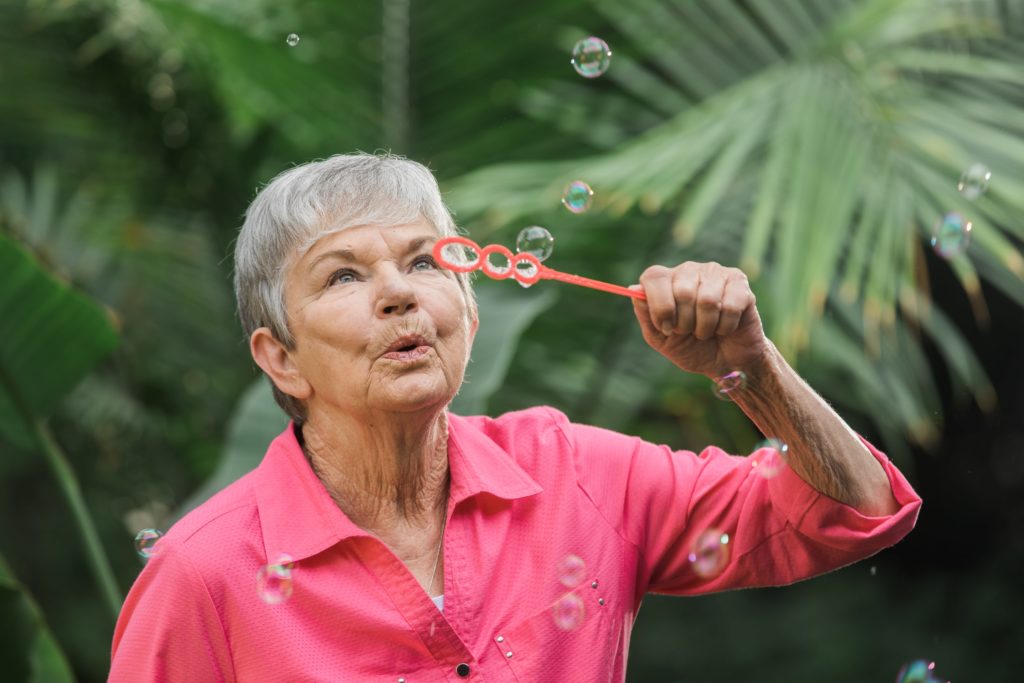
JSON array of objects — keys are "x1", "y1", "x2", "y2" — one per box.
[{"x1": 298, "y1": 408, "x2": 450, "y2": 530}]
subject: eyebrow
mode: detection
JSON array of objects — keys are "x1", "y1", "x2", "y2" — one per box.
[{"x1": 308, "y1": 235, "x2": 436, "y2": 272}]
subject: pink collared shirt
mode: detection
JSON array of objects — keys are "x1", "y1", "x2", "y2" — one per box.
[{"x1": 110, "y1": 407, "x2": 921, "y2": 682}]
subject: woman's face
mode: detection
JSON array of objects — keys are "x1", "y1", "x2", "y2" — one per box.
[{"x1": 269, "y1": 218, "x2": 477, "y2": 418}]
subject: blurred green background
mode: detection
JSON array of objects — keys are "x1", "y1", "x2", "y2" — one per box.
[{"x1": 1, "y1": 0, "x2": 1022, "y2": 680}]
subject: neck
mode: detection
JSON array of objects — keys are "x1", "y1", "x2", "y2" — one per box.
[{"x1": 298, "y1": 407, "x2": 451, "y2": 531}]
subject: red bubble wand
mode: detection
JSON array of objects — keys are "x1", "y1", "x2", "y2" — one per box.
[{"x1": 433, "y1": 237, "x2": 647, "y2": 301}]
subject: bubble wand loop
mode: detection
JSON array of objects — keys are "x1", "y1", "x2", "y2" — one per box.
[{"x1": 433, "y1": 237, "x2": 646, "y2": 301}]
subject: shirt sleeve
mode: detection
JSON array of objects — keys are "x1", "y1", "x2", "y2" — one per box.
[
  {"x1": 551, "y1": 409, "x2": 922, "y2": 597},
  {"x1": 109, "y1": 541, "x2": 235, "y2": 683}
]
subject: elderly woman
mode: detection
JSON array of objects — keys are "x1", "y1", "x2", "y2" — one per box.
[{"x1": 110, "y1": 153, "x2": 920, "y2": 682}]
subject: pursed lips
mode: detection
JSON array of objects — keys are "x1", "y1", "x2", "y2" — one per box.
[{"x1": 380, "y1": 334, "x2": 433, "y2": 358}]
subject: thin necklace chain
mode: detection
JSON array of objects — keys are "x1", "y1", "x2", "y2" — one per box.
[{"x1": 427, "y1": 512, "x2": 447, "y2": 596}]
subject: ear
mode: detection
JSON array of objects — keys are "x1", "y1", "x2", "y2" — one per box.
[{"x1": 250, "y1": 327, "x2": 312, "y2": 401}]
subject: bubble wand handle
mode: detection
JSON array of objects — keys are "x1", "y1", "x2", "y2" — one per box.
[
  {"x1": 433, "y1": 236, "x2": 646, "y2": 301},
  {"x1": 540, "y1": 268, "x2": 646, "y2": 300}
]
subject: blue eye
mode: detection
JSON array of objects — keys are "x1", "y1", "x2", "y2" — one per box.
[
  {"x1": 412, "y1": 255, "x2": 438, "y2": 271},
  {"x1": 328, "y1": 269, "x2": 357, "y2": 286}
]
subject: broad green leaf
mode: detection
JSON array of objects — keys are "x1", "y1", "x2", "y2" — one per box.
[
  {"x1": 0, "y1": 552, "x2": 75, "y2": 683},
  {"x1": 174, "y1": 376, "x2": 289, "y2": 520},
  {"x1": 0, "y1": 233, "x2": 118, "y2": 449},
  {"x1": 451, "y1": 283, "x2": 557, "y2": 415}
]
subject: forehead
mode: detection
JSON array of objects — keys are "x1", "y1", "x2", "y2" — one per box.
[{"x1": 300, "y1": 219, "x2": 438, "y2": 265}]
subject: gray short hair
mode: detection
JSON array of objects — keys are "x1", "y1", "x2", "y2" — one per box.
[{"x1": 233, "y1": 152, "x2": 475, "y2": 424}]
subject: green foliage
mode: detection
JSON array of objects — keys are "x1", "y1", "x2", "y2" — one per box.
[
  {"x1": 0, "y1": 552, "x2": 75, "y2": 683},
  {"x1": 447, "y1": 0, "x2": 1023, "y2": 455},
  {"x1": 0, "y1": 233, "x2": 119, "y2": 447}
]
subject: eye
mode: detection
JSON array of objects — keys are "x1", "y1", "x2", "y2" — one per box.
[
  {"x1": 411, "y1": 255, "x2": 438, "y2": 271},
  {"x1": 327, "y1": 268, "x2": 358, "y2": 286}
]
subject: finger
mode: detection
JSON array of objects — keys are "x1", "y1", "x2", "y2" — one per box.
[
  {"x1": 639, "y1": 266, "x2": 677, "y2": 336},
  {"x1": 693, "y1": 266, "x2": 727, "y2": 340},
  {"x1": 630, "y1": 285, "x2": 660, "y2": 342},
  {"x1": 715, "y1": 271, "x2": 754, "y2": 337},
  {"x1": 670, "y1": 264, "x2": 701, "y2": 337}
]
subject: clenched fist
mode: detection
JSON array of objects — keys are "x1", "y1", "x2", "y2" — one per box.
[{"x1": 630, "y1": 261, "x2": 770, "y2": 378}]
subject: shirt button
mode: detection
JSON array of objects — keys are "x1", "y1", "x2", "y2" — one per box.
[
  {"x1": 456, "y1": 662, "x2": 471, "y2": 677},
  {"x1": 496, "y1": 635, "x2": 504, "y2": 643}
]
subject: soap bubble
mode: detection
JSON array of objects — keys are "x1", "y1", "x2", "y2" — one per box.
[
  {"x1": 930, "y1": 212, "x2": 971, "y2": 259},
  {"x1": 257, "y1": 553, "x2": 295, "y2": 604},
  {"x1": 516, "y1": 226, "x2": 554, "y2": 262},
  {"x1": 558, "y1": 554, "x2": 587, "y2": 588},
  {"x1": 552, "y1": 593, "x2": 585, "y2": 630},
  {"x1": 134, "y1": 528, "x2": 163, "y2": 559},
  {"x1": 749, "y1": 438, "x2": 787, "y2": 479},
  {"x1": 571, "y1": 37, "x2": 612, "y2": 78},
  {"x1": 561, "y1": 181, "x2": 594, "y2": 214},
  {"x1": 895, "y1": 659, "x2": 941, "y2": 683},
  {"x1": 688, "y1": 528, "x2": 730, "y2": 579},
  {"x1": 286, "y1": 33, "x2": 300, "y2": 47},
  {"x1": 957, "y1": 163, "x2": 991, "y2": 200},
  {"x1": 712, "y1": 370, "x2": 747, "y2": 400}
]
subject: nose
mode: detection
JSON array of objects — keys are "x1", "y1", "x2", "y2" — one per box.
[{"x1": 374, "y1": 268, "x2": 419, "y2": 318}]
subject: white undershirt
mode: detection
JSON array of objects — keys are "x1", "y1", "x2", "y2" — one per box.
[{"x1": 431, "y1": 594, "x2": 444, "y2": 612}]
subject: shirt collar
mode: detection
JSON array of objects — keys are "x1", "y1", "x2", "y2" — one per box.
[{"x1": 253, "y1": 412, "x2": 542, "y2": 563}]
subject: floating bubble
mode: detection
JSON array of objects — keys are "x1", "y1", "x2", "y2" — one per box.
[
  {"x1": 688, "y1": 528, "x2": 730, "y2": 579},
  {"x1": 712, "y1": 370, "x2": 747, "y2": 400},
  {"x1": 134, "y1": 528, "x2": 163, "y2": 559},
  {"x1": 571, "y1": 37, "x2": 612, "y2": 78},
  {"x1": 516, "y1": 226, "x2": 554, "y2": 262},
  {"x1": 957, "y1": 163, "x2": 991, "y2": 200},
  {"x1": 257, "y1": 553, "x2": 295, "y2": 604},
  {"x1": 561, "y1": 181, "x2": 594, "y2": 214},
  {"x1": 286, "y1": 33, "x2": 300, "y2": 47},
  {"x1": 749, "y1": 438, "x2": 787, "y2": 479},
  {"x1": 930, "y1": 212, "x2": 971, "y2": 259},
  {"x1": 552, "y1": 593, "x2": 585, "y2": 630},
  {"x1": 558, "y1": 554, "x2": 587, "y2": 588},
  {"x1": 896, "y1": 659, "x2": 940, "y2": 683}
]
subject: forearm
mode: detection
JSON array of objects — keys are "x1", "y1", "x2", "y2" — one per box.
[{"x1": 730, "y1": 341, "x2": 900, "y2": 517}]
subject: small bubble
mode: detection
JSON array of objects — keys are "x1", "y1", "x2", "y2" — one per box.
[
  {"x1": 134, "y1": 528, "x2": 163, "y2": 559},
  {"x1": 516, "y1": 226, "x2": 554, "y2": 262},
  {"x1": 896, "y1": 659, "x2": 940, "y2": 683},
  {"x1": 257, "y1": 553, "x2": 295, "y2": 604},
  {"x1": 552, "y1": 593, "x2": 585, "y2": 630},
  {"x1": 688, "y1": 528, "x2": 730, "y2": 579},
  {"x1": 869, "y1": 565, "x2": 878, "y2": 576},
  {"x1": 749, "y1": 438, "x2": 787, "y2": 479},
  {"x1": 571, "y1": 37, "x2": 612, "y2": 78},
  {"x1": 558, "y1": 554, "x2": 587, "y2": 588},
  {"x1": 286, "y1": 33, "x2": 300, "y2": 47},
  {"x1": 930, "y1": 212, "x2": 971, "y2": 259},
  {"x1": 711, "y1": 371, "x2": 747, "y2": 400},
  {"x1": 957, "y1": 163, "x2": 991, "y2": 200},
  {"x1": 561, "y1": 181, "x2": 594, "y2": 214}
]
